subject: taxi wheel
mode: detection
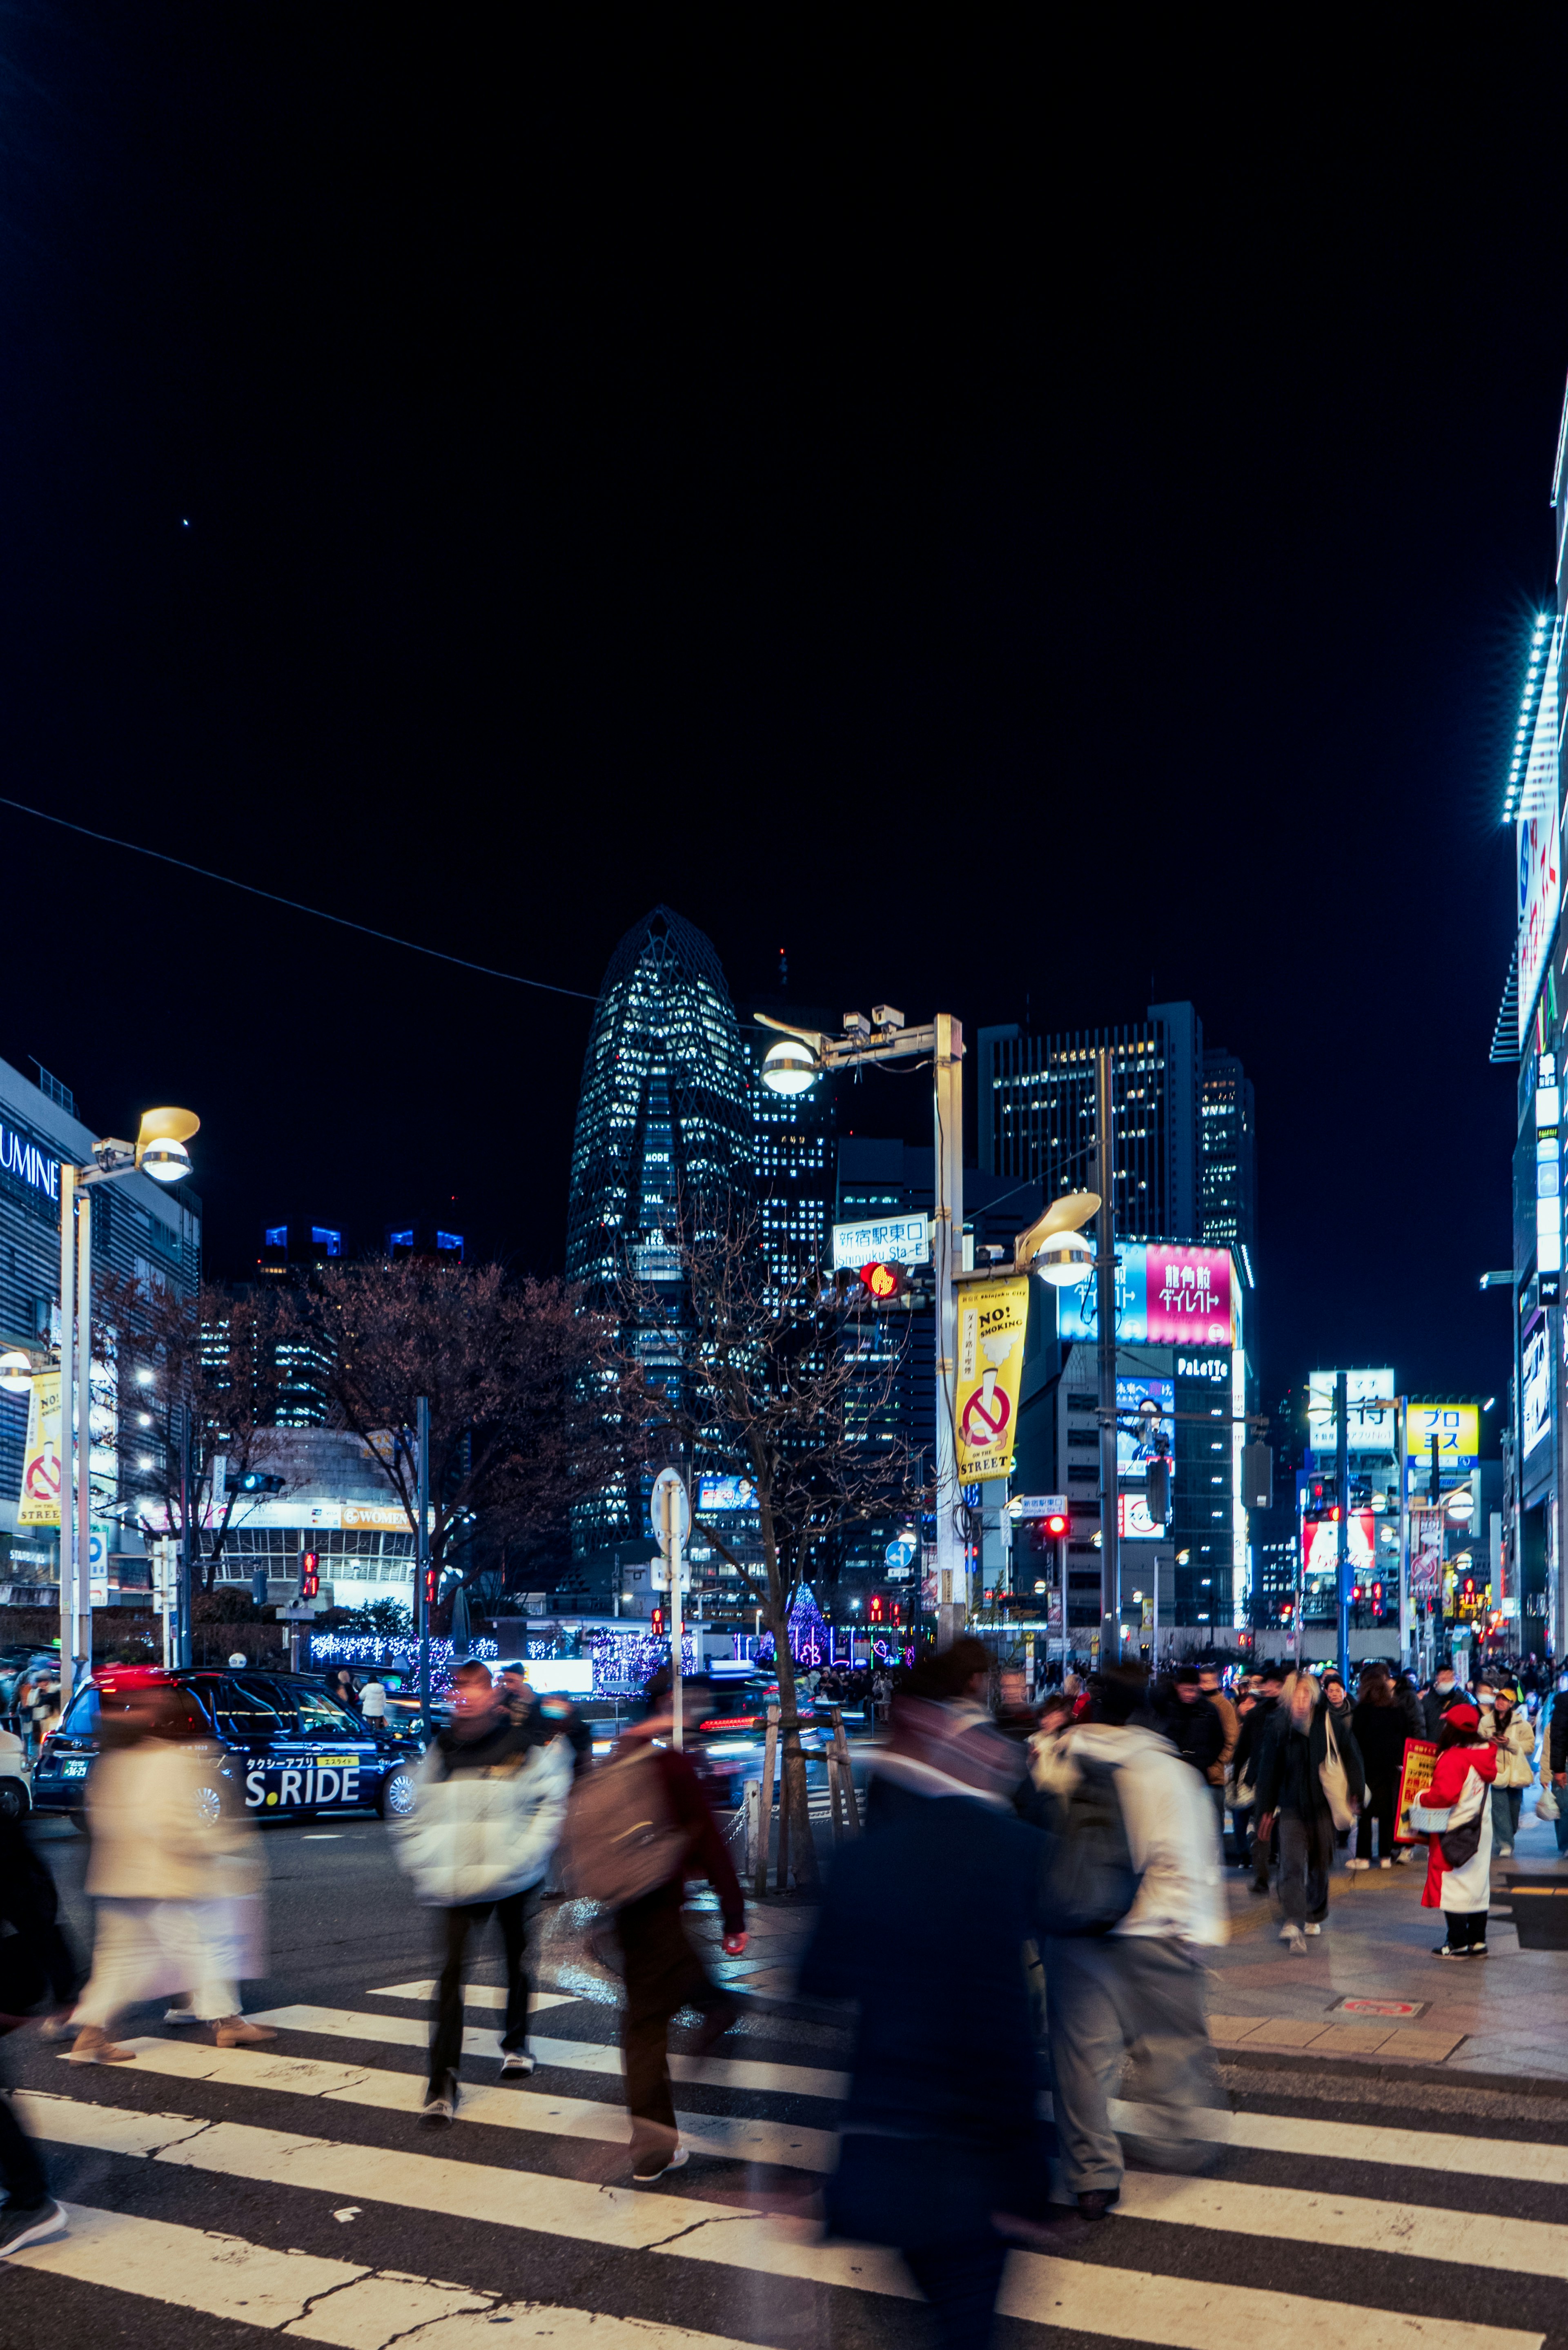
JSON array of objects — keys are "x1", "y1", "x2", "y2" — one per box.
[
  {"x1": 194, "y1": 1784, "x2": 223, "y2": 1828},
  {"x1": 378, "y1": 1766, "x2": 416, "y2": 1820}
]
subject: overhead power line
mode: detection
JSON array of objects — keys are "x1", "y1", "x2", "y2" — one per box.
[{"x1": 0, "y1": 793, "x2": 599, "y2": 1001}]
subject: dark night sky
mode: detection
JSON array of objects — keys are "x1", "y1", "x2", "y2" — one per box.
[{"x1": 2, "y1": 15, "x2": 1565, "y2": 1422}]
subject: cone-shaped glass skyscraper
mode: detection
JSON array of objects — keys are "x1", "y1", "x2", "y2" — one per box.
[{"x1": 565, "y1": 907, "x2": 752, "y2": 1582}]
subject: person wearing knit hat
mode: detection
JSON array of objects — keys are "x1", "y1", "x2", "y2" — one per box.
[{"x1": 1409, "y1": 1701, "x2": 1500, "y2": 1958}]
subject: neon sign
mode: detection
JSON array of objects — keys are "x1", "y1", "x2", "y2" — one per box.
[{"x1": 0, "y1": 1122, "x2": 59, "y2": 1203}]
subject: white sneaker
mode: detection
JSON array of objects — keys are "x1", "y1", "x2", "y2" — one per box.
[
  {"x1": 1346, "y1": 1857, "x2": 1370, "y2": 1871},
  {"x1": 1394, "y1": 1849, "x2": 1415, "y2": 1865},
  {"x1": 1379, "y1": 1858, "x2": 1392, "y2": 1868},
  {"x1": 632, "y1": 2145, "x2": 689, "y2": 2182},
  {"x1": 163, "y1": 2005, "x2": 198, "y2": 2025},
  {"x1": 1497, "y1": 1845, "x2": 1513, "y2": 1858},
  {"x1": 500, "y1": 2050, "x2": 535, "y2": 2078},
  {"x1": 1304, "y1": 1922, "x2": 1322, "y2": 1936},
  {"x1": 1281, "y1": 1925, "x2": 1307, "y2": 1953}
]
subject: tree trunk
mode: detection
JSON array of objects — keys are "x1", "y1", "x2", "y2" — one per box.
[{"x1": 769, "y1": 1600, "x2": 818, "y2": 1889}]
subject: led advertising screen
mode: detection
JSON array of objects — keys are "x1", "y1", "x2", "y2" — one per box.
[
  {"x1": 697, "y1": 1475, "x2": 757, "y2": 1512},
  {"x1": 1116, "y1": 1377, "x2": 1174, "y2": 1479},
  {"x1": 1302, "y1": 1510, "x2": 1376, "y2": 1577},
  {"x1": 1523, "y1": 1324, "x2": 1551, "y2": 1457},
  {"x1": 1058, "y1": 1244, "x2": 1234, "y2": 1349}
]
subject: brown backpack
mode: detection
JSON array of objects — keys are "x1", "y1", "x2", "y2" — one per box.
[{"x1": 561, "y1": 1745, "x2": 690, "y2": 1906}]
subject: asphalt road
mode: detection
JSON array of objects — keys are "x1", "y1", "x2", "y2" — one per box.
[{"x1": 7, "y1": 1813, "x2": 1568, "y2": 2350}]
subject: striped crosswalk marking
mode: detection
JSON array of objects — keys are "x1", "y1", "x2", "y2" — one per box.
[
  {"x1": 79, "y1": 2035, "x2": 840, "y2": 2170},
  {"x1": 11, "y1": 2202, "x2": 789, "y2": 2350},
  {"x1": 18, "y1": 2079, "x2": 1566, "y2": 2323},
  {"x1": 367, "y1": 1980, "x2": 577, "y2": 2011},
  {"x1": 247, "y1": 2002, "x2": 851, "y2": 2098},
  {"x1": 12, "y1": 1987, "x2": 1557, "y2": 2350}
]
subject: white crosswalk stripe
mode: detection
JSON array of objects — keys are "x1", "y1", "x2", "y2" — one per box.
[{"x1": 7, "y1": 1980, "x2": 1556, "y2": 2350}]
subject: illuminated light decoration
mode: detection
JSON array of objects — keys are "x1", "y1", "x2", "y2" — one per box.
[
  {"x1": 1515, "y1": 616, "x2": 1563, "y2": 1045},
  {"x1": 1503, "y1": 613, "x2": 1553, "y2": 823},
  {"x1": 1538, "y1": 1054, "x2": 1562, "y2": 1276}
]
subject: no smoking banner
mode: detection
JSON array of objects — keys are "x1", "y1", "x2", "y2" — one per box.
[{"x1": 954, "y1": 1277, "x2": 1030, "y2": 1481}]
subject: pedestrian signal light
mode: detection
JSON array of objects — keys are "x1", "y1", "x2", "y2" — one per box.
[
  {"x1": 300, "y1": 1551, "x2": 319, "y2": 1601},
  {"x1": 869, "y1": 1593, "x2": 884, "y2": 1622},
  {"x1": 858, "y1": 1261, "x2": 909, "y2": 1302},
  {"x1": 423, "y1": 1564, "x2": 438, "y2": 1614},
  {"x1": 651, "y1": 1607, "x2": 664, "y2": 1637}
]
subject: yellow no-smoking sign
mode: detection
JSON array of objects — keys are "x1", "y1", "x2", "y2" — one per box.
[{"x1": 955, "y1": 1278, "x2": 1030, "y2": 1481}]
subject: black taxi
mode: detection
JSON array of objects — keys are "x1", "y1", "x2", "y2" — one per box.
[{"x1": 33, "y1": 1667, "x2": 425, "y2": 1827}]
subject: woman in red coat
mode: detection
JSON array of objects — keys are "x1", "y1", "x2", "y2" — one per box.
[{"x1": 1409, "y1": 1701, "x2": 1499, "y2": 1959}]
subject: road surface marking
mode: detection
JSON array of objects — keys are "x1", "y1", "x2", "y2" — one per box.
[
  {"x1": 1107, "y1": 2094, "x2": 1568, "y2": 2185},
  {"x1": 12, "y1": 2098, "x2": 1544, "y2": 2350},
  {"x1": 247, "y1": 2003, "x2": 849, "y2": 2098},
  {"x1": 82, "y1": 2035, "x2": 838, "y2": 2170},
  {"x1": 8, "y1": 2202, "x2": 789, "y2": 2350},
  {"x1": 366, "y1": 1981, "x2": 575, "y2": 2011}
]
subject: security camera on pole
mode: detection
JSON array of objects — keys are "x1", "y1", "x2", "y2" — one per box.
[{"x1": 650, "y1": 1466, "x2": 690, "y2": 1749}]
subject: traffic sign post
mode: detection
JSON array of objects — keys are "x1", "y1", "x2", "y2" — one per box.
[{"x1": 651, "y1": 1468, "x2": 689, "y2": 1749}]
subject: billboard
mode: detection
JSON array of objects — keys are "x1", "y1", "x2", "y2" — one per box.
[
  {"x1": 1405, "y1": 1401, "x2": 1479, "y2": 1471},
  {"x1": 1523, "y1": 1323, "x2": 1551, "y2": 1456},
  {"x1": 1307, "y1": 1369, "x2": 1395, "y2": 1455},
  {"x1": 696, "y1": 1474, "x2": 757, "y2": 1512},
  {"x1": 1058, "y1": 1243, "x2": 1234, "y2": 1349},
  {"x1": 1302, "y1": 1509, "x2": 1375, "y2": 1577},
  {"x1": 1117, "y1": 1491, "x2": 1164, "y2": 1541},
  {"x1": 955, "y1": 1276, "x2": 1029, "y2": 1480},
  {"x1": 1116, "y1": 1377, "x2": 1173, "y2": 1479}
]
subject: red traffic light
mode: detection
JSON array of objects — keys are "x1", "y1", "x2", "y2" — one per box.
[
  {"x1": 859, "y1": 1261, "x2": 909, "y2": 1301},
  {"x1": 423, "y1": 1564, "x2": 438, "y2": 1613},
  {"x1": 651, "y1": 1607, "x2": 664, "y2": 1637},
  {"x1": 1044, "y1": 1510, "x2": 1069, "y2": 1538},
  {"x1": 301, "y1": 1551, "x2": 319, "y2": 1601}
]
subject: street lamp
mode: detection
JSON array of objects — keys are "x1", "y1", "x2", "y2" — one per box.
[
  {"x1": 4, "y1": 1106, "x2": 200, "y2": 1693},
  {"x1": 758, "y1": 1006, "x2": 1100, "y2": 1648}
]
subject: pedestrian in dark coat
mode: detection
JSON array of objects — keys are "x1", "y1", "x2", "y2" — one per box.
[
  {"x1": 1421, "y1": 1664, "x2": 1460, "y2": 1744},
  {"x1": 1230, "y1": 1663, "x2": 1286, "y2": 1889},
  {"x1": 800, "y1": 1667, "x2": 1048, "y2": 2350},
  {"x1": 1350, "y1": 1667, "x2": 1408, "y2": 1868},
  {"x1": 0, "y1": 1818, "x2": 71, "y2": 2253},
  {"x1": 1254, "y1": 1673, "x2": 1364, "y2": 1949}
]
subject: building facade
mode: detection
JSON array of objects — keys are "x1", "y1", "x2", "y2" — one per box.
[
  {"x1": 564, "y1": 907, "x2": 753, "y2": 1597},
  {"x1": 978, "y1": 1001, "x2": 1256, "y2": 1259},
  {"x1": 0, "y1": 1054, "x2": 202, "y2": 1600}
]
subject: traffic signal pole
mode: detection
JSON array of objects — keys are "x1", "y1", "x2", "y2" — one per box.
[
  {"x1": 933, "y1": 1014, "x2": 965, "y2": 1647},
  {"x1": 1336, "y1": 1368, "x2": 1350, "y2": 1680},
  {"x1": 1095, "y1": 1047, "x2": 1121, "y2": 1667}
]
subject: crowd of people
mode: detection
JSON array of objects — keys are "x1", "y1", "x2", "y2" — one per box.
[{"x1": 4, "y1": 1638, "x2": 1564, "y2": 2344}]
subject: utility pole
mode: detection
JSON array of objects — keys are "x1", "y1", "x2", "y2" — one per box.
[
  {"x1": 664, "y1": 1478, "x2": 684, "y2": 1751},
  {"x1": 58, "y1": 1162, "x2": 76, "y2": 1694},
  {"x1": 416, "y1": 1394, "x2": 432, "y2": 1734},
  {"x1": 76, "y1": 1191, "x2": 94, "y2": 1675},
  {"x1": 933, "y1": 1013, "x2": 965, "y2": 1647},
  {"x1": 1396, "y1": 1397, "x2": 1410, "y2": 1671},
  {"x1": 1096, "y1": 1047, "x2": 1120, "y2": 1666},
  {"x1": 1335, "y1": 1368, "x2": 1350, "y2": 1679}
]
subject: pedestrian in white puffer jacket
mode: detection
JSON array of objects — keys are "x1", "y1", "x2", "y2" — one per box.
[
  {"x1": 394, "y1": 1659, "x2": 572, "y2": 2125},
  {"x1": 1478, "y1": 1684, "x2": 1536, "y2": 1858}
]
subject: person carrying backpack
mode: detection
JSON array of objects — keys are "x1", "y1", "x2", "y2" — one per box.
[
  {"x1": 563, "y1": 1666, "x2": 745, "y2": 2181},
  {"x1": 1041, "y1": 1663, "x2": 1227, "y2": 2222}
]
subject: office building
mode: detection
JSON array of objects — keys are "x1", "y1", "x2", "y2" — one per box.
[
  {"x1": 748, "y1": 997, "x2": 837, "y2": 1306},
  {"x1": 564, "y1": 907, "x2": 753, "y2": 1597},
  {"x1": 978, "y1": 1001, "x2": 1255, "y2": 1256},
  {"x1": 0, "y1": 1054, "x2": 202, "y2": 1599}
]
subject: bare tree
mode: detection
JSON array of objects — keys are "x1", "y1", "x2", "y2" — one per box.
[
  {"x1": 621, "y1": 1215, "x2": 918, "y2": 1887},
  {"x1": 97, "y1": 1276, "x2": 292, "y2": 1590},
  {"x1": 307, "y1": 1258, "x2": 627, "y2": 1613}
]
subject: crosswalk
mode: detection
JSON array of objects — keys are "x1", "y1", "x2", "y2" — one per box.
[{"x1": 4, "y1": 1967, "x2": 1562, "y2": 2350}]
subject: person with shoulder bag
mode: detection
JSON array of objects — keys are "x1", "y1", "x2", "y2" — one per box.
[
  {"x1": 1040, "y1": 1664, "x2": 1228, "y2": 2222},
  {"x1": 564, "y1": 1666, "x2": 745, "y2": 2181},
  {"x1": 1482, "y1": 1683, "x2": 1535, "y2": 1858},
  {"x1": 1254, "y1": 1670, "x2": 1363, "y2": 1951}
]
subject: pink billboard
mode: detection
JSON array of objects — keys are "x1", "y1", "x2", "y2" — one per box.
[{"x1": 1143, "y1": 1244, "x2": 1233, "y2": 1346}]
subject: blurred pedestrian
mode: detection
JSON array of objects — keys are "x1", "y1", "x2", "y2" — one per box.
[
  {"x1": 395, "y1": 1658, "x2": 571, "y2": 2124},
  {"x1": 70, "y1": 1673, "x2": 270, "y2": 2063},
  {"x1": 1481, "y1": 1682, "x2": 1535, "y2": 1858},
  {"x1": 566, "y1": 1667, "x2": 745, "y2": 2181},
  {"x1": 0, "y1": 1813, "x2": 71, "y2": 2253},
  {"x1": 1350, "y1": 1666, "x2": 1405, "y2": 1869},
  {"x1": 1156, "y1": 1667, "x2": 1225, "y2": 1847},
  {"x1": 1422, "y1": 1661, "x2": 1460, "y2": 1742},
  {"x1": 1231, "y1": 1660, "x2": 1287, "y2": 1889},
  {"x1": 1411, "y1": 1700, "x2": 1499, "y2": 1957},
  {"x1": 800, "y1": 1651, "x2": 1051, "y2": 2346},
  {"x1": 1254, "y1": 1668, "x2": 1363, "y2": 1951},
  {"x1": 1041, "y1": 1663, "x2": 1227, "y2": 2221},
  {"x1": 359, "y1": 1674, "x2": 387, "y2": 1724},
  {"x1": 1197, "y1": 1664, "x2": 1238, "y2": 1848}
]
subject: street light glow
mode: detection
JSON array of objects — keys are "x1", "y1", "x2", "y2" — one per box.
[
  {"x1": 1031, "y1": 1227, "x2": 1095, "y2": 1286},
  {"x1": 760, "y1": 1037, "x2": 818, "y2": 1095},
  {"x1": 0, "y1": 1350, "x2": 32, "y2": 1395}
]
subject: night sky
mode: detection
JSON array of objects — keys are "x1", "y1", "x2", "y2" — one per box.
[{"x1": 3, "y1": 16, "x2": 1566, "y2": 1430}]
